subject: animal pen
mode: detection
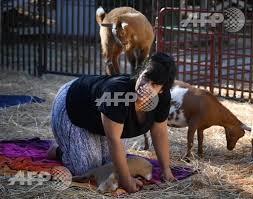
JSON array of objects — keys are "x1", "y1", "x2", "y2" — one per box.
[{"x1": 0, "y1": 0, "x2": 253, "y2": 101}]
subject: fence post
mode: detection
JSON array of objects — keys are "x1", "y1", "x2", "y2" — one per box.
[
  {"x1": 38, "y1": 0, "x2": 43, "y2": 76},
  {"x1": 37, "y1": 0, "x2": 47, "y2": 76},
  {"x1": 210, "y1": 33, "x2": 215, "y2": 93},
  {"x1": 43, "y1": 0, "x2": 48, "y2": 75},
  {"x1": 37, "y1": 0, "x2": 48, "y2": 76}
]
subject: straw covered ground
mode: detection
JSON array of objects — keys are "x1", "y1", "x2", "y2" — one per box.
[{"x1": 0, "y1": 70, "x2": 253, "y2": 199}]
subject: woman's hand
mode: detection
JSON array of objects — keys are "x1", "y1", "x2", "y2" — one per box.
[
  {"x1": 101, "y1": 113, "x2": 143, "y2": 193},
  {"x1": 150, "y1": 121, "x2": 176, "y2": 181},
  {"x1": 119, "y1": 176, "x2": 143, "y2": 193},
  {"x1": 161, "y1": 167, "x2": 176, "y2": 182}
]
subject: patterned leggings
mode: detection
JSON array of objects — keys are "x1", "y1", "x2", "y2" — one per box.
[{"x1": 51, "y1": 79, "x2": 128, "y2": 176}]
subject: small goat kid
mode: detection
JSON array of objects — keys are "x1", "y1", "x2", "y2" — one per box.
[
  {"x1": 72, "y1": 156, "x2": 152, "y2": 193},
  {"x1": 144, "y1": 80, "x2": 252, "y2": 158},
  {"x1": 96, "y1": 6, "x2": 154, "y2": 75}
]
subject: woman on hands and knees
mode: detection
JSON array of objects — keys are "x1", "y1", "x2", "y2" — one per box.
[{"x1": 47, "y1": 52, "x2": 177, "y2": 193}]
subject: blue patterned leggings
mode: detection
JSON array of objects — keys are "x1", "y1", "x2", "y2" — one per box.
[{"x1": 51, "y1": 79, "x2": 128, "y2": 176}]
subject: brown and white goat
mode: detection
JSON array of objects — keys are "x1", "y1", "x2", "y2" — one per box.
[
  {"x1": 96, "y1": 6, "x2": 154, "y2": 75},
  {"x1": 144, "y1": 80, "x2": 252, "y2": 158},
  {"x1": 72, "y1": 156, "x2": 152, "y2": 193}
]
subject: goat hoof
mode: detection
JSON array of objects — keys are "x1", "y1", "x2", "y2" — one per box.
[
  {"x1": 181, "y1": 154, "x2": 192, "y2": 163},
  {"x1": 183, "y1": 157, "x2": 191, "y2": 163}
]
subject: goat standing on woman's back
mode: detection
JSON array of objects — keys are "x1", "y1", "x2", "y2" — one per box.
[{"x1": 96, "y1": 6, "x2": 154, "y2": 75}]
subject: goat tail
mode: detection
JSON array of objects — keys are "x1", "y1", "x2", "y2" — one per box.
[{"x1": 96, "y1": 6, "x2": 106, "y2": 25}]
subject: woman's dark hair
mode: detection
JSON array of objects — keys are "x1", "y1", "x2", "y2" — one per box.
[{"x1": 132, "y1": 52, "x2": 177, "y2": 91}]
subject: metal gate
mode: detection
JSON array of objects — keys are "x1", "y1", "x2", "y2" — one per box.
[{"x1": 155, "y1": 0, "x2": 253, "y2": 101}]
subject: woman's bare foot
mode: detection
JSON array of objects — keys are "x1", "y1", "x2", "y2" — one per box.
[{"x1": 47, "y1": 143, "x2": 59, "y2": 160}]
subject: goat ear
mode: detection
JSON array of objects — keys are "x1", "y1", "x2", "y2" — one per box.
[
  {"x1": 121, "y1": 22, "x2": 128, "y2": 29},
  {"x1": 241, "y1": 124, "x2": 252, "y2": 132}
]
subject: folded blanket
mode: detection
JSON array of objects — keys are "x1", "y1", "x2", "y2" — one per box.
[
  {"x1": 0, "y1": 137, "x2": 197, "y2": 195},
  {"x1": 0, "y1": 138, "x2": 61, "y2": 173},
  {"x1": 0, "y1": 95, "x2": 45, "y2": 108}
]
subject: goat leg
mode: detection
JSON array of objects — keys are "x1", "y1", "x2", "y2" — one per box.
[
  {"x1": 72, "y1": 174, "x2": 94, "y2": 183},
  {"x1": 127, "y1": 47, "x2": 149, "y2": 73},
  {"x1": 126, "y1": 50, "x2": 137, "y2": 73},
  {"x1": 112, "y1": 57, "x2": 120, "y2": 74},
  {"x1": 197, "y1": 129, "x2": 204, "y2": 158},
  {"x1": 133, "y1": 48, "x2": 141, "y2": 70},
  {"x1": 185, "y1": 126, "x2": 197, "y2": 158},
  {"x1": 105, "y1": 60, "x2": 114, "y2": 75},
  {"x1": 97, "y1": 173, "x2": 118, "y2": 193},
  {"x1": 105, "y1": 59, "x2": 119, "y2": 75},
  {"x1": 136, "y1": 47, "x2": 149, "y2": 67},
  {"x1": 104, "y1": 45, "x2": 121, "y2": 75}
]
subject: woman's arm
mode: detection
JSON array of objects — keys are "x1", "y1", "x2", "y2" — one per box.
[
  {"x1": 101, "y1": 113, "x2": 143, "y2": 192},
  {"x1": 150, "y1": 120, "x2": 175, "y2": 181}
]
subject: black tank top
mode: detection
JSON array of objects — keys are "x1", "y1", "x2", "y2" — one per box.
[{"x1": 66, "y1": 74, "x2": 171, "y2": 138}]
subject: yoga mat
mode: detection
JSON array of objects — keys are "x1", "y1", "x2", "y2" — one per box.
[
  {"x1": 0, "y1": 95, "x2": 45, "y2": 108},
  {"x1": 0, "y1": 137, "x2": 197, "y2": 195}
]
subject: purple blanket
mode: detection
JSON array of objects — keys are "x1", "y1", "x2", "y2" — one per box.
[
  {"x1": 0, "y1": 137, "x2": 52, "y2": 160},
  {"x1": 0, "y1": 137, "x2": 197, "y2": 181},
  {"x1": 127, "y1": 154, "x2": 196, "y2": 182}
]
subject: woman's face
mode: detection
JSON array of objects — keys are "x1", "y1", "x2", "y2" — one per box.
[{"x1": 135, "y1": 69, "x2": 163, "y2": 110}]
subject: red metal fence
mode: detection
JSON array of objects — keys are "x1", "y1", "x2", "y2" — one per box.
[
  {"x1": 156, "y1": 7, "x2": 215, "y2": 93},
  {"x1": 155, "y1": 0, "x2": 253, "y2": 101}
]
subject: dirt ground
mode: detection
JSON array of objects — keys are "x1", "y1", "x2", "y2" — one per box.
[{"x1": 0, "y1": 70, "x2": 253, "y2": 199}]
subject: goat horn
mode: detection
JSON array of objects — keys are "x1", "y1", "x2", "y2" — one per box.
[
  {"x1": 101, "y1": 23, "x2": 113, "y2": 28},
  {"x1": 241, "y1": 124, "x2": 252, "y2": 132}
]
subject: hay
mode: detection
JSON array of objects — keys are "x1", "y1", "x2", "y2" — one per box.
[{"x1": 0, "y1": 70, "x2": 253, "y2": 199}]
